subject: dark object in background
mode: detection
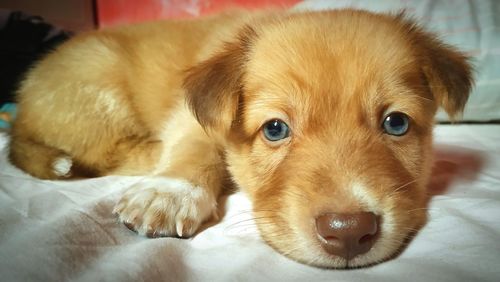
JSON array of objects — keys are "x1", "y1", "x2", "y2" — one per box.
[{"x1": 0, "y1": 10, "x2": 72, "y2": 105}]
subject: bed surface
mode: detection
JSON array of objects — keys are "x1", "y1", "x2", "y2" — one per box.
[{"x1": 0, "y1": 124, "x2": 499, "y2": 281}]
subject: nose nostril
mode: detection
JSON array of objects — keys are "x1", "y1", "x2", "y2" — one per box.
[
  {"x1": 359, "y1": 233, "x2": 376, "y2": 245},
  {"x1": 323, "y1": 236, "x2": 339, "y2": 242}
]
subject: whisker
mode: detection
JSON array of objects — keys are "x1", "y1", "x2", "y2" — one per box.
[
  {"x1": 412, "y1": 95, "x2": 435, "y2": 103},
  {"x1": 393, "y1": 179, "x2": 418, "y2": 193},
  {"x1": 225, "y1": 209, "x2": 277, "y2": 219},
  {"x1": 405, "y1": 207, "x2": 440, "y2": 213},
  {"x1": 382, "y1": 238, "x2": 406, "y2": 248},
  {"x1": 224, "y1": 215, "x2": 282, "y2": 230},
  {"x1": 258, "y1": 232, "x2": 297, "y2": 241},
  {"x1": 223, "y1": 224, "x2": 292, "y2": 237},
  {"x1": 401, "y1": 227, "x2": 422, "y2": 233},
  {"x1": 227, "y1": 215, "x2": 279, "y2": 224},
  {"x1": 385, "y1": 179, "x2": 418, "y2": 200},
  {"x1": 223, "y1": 222, "x2": 258, "y2": 233},
  {"x1": 281, "y1": 245, "x2": 307, "y2": 257}
]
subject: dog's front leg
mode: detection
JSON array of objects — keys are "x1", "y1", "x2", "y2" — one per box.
[{"x1": 113, "y1": 135, "x2": 226, "y2": 238}]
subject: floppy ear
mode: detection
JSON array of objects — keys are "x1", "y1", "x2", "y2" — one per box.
[
  {"x1": 183, "y1": 26, "x2": 256, "y2": 136},
  {"x1": 402, "y1": 18, "x2": 474, "y2": 120}
]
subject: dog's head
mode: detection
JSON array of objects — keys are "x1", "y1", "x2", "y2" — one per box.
[{"x1": 185, "y1": 9, "x2": 473, "y2": 268}]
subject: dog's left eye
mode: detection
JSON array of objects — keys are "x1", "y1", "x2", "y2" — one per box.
[
  {"x1": 263, "y1": 119, "x2": 290, "y2": 141},
  {"x1": 382, "y1": 112, "x2": 409, "y2": 136}
]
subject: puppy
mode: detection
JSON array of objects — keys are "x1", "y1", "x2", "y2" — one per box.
[{"x1": 9, "y1": 9, "x2": 472, "y2": 268}]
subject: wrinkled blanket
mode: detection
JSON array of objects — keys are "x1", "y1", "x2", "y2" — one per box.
[{"x1": 1, "y1": 125, "x2": 500, "y2": 281}]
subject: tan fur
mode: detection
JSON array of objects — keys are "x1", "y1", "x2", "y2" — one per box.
[{"x1": 9, "y1": 9, "x2": 472, "y2": 268}]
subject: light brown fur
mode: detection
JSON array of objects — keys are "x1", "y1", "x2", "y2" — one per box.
[{"x1": 9, "y1": 9, "x2": 472, "y2": 268}]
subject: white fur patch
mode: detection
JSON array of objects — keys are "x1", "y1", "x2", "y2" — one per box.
[
  {"x1": 52, "y1": 156, "x2": 72, "y2": 177},
  {"x1": 84, "y1": 86, "x2": 121, "y2": 114},
  {"x1": 351, "y1": 182, "x2": 378, "y2": 212},
  {"x1": 113, "y1": 177, "x2": 217, "y2": 237},
  {"x1": 351, "y1": 181, "x2": 396, "y2": 232},
  {"x1": 97, "y1": 90, "x2": 120, "y2": 113},
  {"x1": 152, "y1": 104, "x2": 192, "y2": 175}
]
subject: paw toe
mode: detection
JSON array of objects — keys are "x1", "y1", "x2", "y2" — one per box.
[
  {"x1": 114, "y1": 178, "x2": 217, "y2": 239},
  {"x1": 123, "y1": 221, "x2": 138, "y2": 233}
]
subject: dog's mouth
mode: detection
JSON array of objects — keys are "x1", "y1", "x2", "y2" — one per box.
[
  {"x1": 253, "y1": 206, "x2": 426, "y2": 269},
  {"x1": 330, "y1": 224, "x2": 421, "y2": 270}
]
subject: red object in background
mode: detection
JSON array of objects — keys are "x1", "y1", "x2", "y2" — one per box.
[{"x1": 97, "y1": 0, "x2": 301, "y2": 28}]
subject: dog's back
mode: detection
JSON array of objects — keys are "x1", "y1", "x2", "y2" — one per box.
[{"x1": 9, "y1": 11, "x2": 253, "y2": 179}]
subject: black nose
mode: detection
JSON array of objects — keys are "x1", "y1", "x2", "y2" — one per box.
[{"x1": 315, "y1": 212, "x2": 378, "y2": 260}]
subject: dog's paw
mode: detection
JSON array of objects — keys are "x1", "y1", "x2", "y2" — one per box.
[
  {"x1": 113, "y1": 177, "x2": 217, "y2": 238},
  {"x1": 52, "y1": 156, "x2": 72, "y2": 177}
]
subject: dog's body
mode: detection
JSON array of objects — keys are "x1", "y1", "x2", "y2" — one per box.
[{"x1": 9, "y1": 9, "x2": 472, "y2": 268}]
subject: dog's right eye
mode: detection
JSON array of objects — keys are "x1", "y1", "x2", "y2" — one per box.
[
  {"x1": 263, "y1": 119, "x2": 290, "y2": 142},
  {"x1": 382, "y1": 112, "x2": 409, "y2": 136}
]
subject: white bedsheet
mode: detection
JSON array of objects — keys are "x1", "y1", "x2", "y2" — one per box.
[{"x1": 0, "y1": 125, "x2": 499, "y2": 281}]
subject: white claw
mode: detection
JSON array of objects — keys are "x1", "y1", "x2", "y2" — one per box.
[{"x1": 176, "y1": 220, "x2": 183, "y2": 237}]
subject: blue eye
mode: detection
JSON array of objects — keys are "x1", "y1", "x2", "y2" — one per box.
[
  {"x1": 263, "y1": 119, "x2": 290, "y2": 141},
  {"x1": 382, "y1": 112, "x2": 409, "y2": 136}
]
